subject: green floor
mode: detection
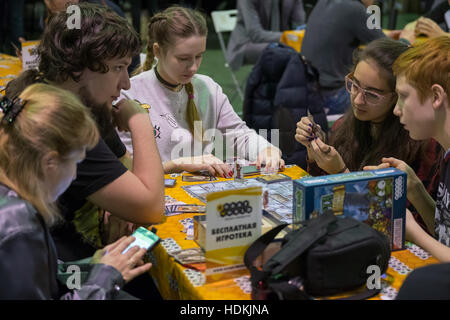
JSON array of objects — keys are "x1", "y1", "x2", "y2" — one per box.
[
  {"x1": 198, "y1": 17, "x2": 252, "y2": 117},
  {"x1": 198, "y1": 47, "x2": 252, "y2": 117}
]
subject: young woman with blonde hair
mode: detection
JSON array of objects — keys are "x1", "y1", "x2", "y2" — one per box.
[
  {"x1": 120, "y1": 6, "x2": 284, "y2": 178},
  {"x1": 0, "y1": 84, "x2": 151, "y2": 299}
]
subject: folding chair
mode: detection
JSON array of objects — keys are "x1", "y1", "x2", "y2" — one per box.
[{"x1": 211, "y1": 9, "x2": 244, "y2": 102}]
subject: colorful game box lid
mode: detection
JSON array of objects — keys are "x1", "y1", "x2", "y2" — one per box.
[{"x1": 293, "y1": 168, "x2": 407, "y2": 251}]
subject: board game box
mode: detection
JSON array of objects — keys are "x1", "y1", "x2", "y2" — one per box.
[{"x1": 293, "y1": 168, "x2": 407, "y2": 250}]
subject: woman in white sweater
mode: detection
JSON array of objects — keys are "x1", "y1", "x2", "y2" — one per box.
[{"x1": 119, "y1": 6, "x2": 284, "y2": 178}]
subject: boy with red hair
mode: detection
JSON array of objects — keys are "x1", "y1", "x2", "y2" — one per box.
[{"x1": 382, "y1": 35, "x2": 449, "y2": 299}]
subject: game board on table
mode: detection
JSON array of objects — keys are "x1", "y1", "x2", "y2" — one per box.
[
  {"x1": 155, "y1": 166, "x2": 440, "y2": 300},
  {"x1": 182, "y1": 178, "x2": 294, "y2": 224}
]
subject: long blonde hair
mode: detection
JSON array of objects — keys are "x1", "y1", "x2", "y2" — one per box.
[
  {"x1": 142, "y1": 5, "x2": 207, "y2": 140},
  {"x1": 0, "y1": 84, "x2": 99, "y2": 225}
]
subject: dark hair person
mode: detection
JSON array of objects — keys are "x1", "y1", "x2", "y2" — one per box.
[
  {"x1": 5, "y1": 3, "x2": 165, "y2": 268},
  {"x1": 295, "y1": 37, "x2": 442, "y2": 231}
]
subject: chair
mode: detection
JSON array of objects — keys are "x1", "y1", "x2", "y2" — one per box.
[{"x1": 211, "y1": 9, "x2": 244, "y2": 102}]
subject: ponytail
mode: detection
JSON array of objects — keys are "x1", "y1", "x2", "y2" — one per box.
[{"x1": 184, "y1": 83, "x2": 203, "y2": 140}]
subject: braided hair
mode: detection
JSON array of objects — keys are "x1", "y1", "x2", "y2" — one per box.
[{"x1": 142, "y1": 6, "x2": 207, "y2": 140}]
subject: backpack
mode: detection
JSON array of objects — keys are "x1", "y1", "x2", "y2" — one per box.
[{"x1": 244, "y1": 210, "x2": 391, "y2": 300}]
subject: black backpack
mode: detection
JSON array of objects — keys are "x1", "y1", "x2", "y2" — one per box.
[{"x1": 244, "y1": 211, "x2": 391, "y2": 300}]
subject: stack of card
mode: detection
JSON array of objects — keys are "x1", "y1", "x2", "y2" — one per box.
[
  {"x1": 256, "y1": 173, "x2": 291, "y2": 184},
  {"x1": 165, "y1": 204, "x2": 206, "y2": 216},
  {"x1": 170, "y1": 247, "x2": 205, "y2": 265},
  {"x1": 165, "y1": 195, "x2": 185, "y2": 205},
  {"x1": 182, "y1": 175, "x2": 217, "y2": 182}
]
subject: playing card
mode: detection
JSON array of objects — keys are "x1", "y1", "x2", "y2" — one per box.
[
  {"x1": 256, "y1": 173, "x2": 291, "y2": 184},
  {"x1": 165, "y1": 195, "x2": 185, "y2": 205},
  {"x1": 308, "y1": 114, "x2": 326, "y2": 141},
  {"x1": 166, "y1": 204, "x2": 206, "y2": 215},
  {"x1": 182, "y1": 175, "x2": 218, "y2": 182},
  {"x1": 171, "y1": 247, "x2": 205, "y2": 264}
]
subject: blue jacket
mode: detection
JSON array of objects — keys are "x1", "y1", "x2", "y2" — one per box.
[{"x1": 243, "y1": 43, "x2": 328, "y2": 169}]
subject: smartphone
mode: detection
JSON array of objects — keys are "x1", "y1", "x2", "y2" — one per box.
[
  {"x1": 164, "y1": 178, "x2": 176, "y2": 187},
  {"x1": 122, "y1": 227, "x2": 161, "y2": 254}
]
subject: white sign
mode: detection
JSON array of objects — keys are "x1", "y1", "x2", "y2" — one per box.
[
  {"x1": 21, "y1": 41, "x2": 40, "y2": 71},
  {"x1": 205, "y1": 186, "x2": 262, "y2": 282}
]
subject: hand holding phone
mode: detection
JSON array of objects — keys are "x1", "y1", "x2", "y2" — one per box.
[
  {"x1": 122, "y1": 227, "x2": 161, "y2": 254},
  {"x1": 98, "y1": 235, "x2": 153, "y2": 283}
]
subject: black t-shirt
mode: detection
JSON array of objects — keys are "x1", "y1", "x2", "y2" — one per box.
[
  {"x1": 434, "y1": 150, "x2": 450, "y2": 245},
  {"x1": 51, "y1": 129, "x2": 127, "y2": 261}
]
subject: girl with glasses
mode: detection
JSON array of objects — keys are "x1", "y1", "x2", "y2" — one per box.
[{"x1": 295, "y1": 38, "x2": 442, "y2": 231}]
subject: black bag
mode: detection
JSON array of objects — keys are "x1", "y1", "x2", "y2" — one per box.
[{"x1": 244, "y1": 211, "x2": 391, "y2": 300}]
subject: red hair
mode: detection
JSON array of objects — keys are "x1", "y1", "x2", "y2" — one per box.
[{"x1": 393, "y1": 36, "x2": 450, "y2": 103}]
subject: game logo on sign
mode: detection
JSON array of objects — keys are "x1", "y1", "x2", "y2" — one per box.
[
  {"x1": 21, "y1": 41, "x2": 40, "y2": 71},
  {"x1": 204, "y1": 187, "x2": 262, "y2": 283},
  {"x1": 293, "y1": 169, "x2": 407, "y2": 250}
]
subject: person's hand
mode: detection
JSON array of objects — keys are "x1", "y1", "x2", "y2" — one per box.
[
  {"x1": 166, "y1": 154, "x2": 233, "y2": 178},
  {"x1": 295, "y1": 116, "x2": 326, "y2": 163},
  {"x1": 405, "y1": 208, "x2": 424, "y2": 244},
  {"x1": 112, "y1": 99, "x2": 148, "y2": 132},
  {"x1": 415, "y1": 17, "x2": 446, "y2": 38},
  {"x1": 399, "y1": 29, "x2": 416, "y2": 44},
  {"x1": 386, "y1": 29, "x2": 402, "y2": 40},
  {"x1": 363, "y1": 157, "x2": 421, "y2": 200},
  {"x1": 94, "y1": 236, "x2": 152, "y2": 283},
  {"x1": 295, "y1": 116, "x2": 315, "y2": 146},
  {"x1": 256, "y1": 146, "x2": 285, "y2": 172},
  {"x1": 362, "y1": 162, "x2": 390, "y2": 170},
  {"x1": 308, "y1": 137, "x2": 347, "y2": 174}
]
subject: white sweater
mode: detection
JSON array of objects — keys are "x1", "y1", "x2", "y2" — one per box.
[{"x1": 119, "y1": 69, "x2": 274, "y2": 162}]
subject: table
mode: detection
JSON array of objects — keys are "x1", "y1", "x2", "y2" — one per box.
[
  {"x1": 150, "y1": 165, "x2": 440, "y2": 300},
  {"x1": 0, "y1": 53, "x2": 22, "y2": 95}
]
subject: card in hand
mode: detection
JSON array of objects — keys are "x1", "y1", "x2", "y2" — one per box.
[
  {"x1": 256, "y1": 173, "x2": 291, "y2": 184},
  {"x1": 182, "y1": 175, "x2": 217, "y2": 182},
  {"x1": 307, "y1": 115, "x2": 326, "y2": 141}
]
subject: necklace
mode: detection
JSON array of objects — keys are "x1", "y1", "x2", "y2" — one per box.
[{"x1": 154, "y1": 66, "x2": 183, "y2": 92}]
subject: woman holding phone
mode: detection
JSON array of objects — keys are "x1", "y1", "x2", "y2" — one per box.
[{"x1": 0, "y1": 84, "x2": 151, "y2": 299}]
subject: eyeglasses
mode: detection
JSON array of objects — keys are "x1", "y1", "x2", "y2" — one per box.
[{"x1": 345, "y1": 73, "x2": 395, "y2": 106}]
